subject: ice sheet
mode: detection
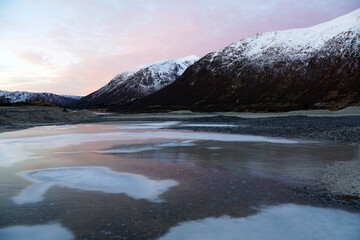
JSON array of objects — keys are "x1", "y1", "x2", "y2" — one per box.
[
  {"x1": 0, "y1": 126, "x2": 298, "y2": 167},
  {"x1": 158, "y1": 204, "x2": 360, "y2": 240},
  {"x1": 0, "y1": 223, "x2": 74, "y2": 240},
  {"x1": 13, "y1": 167, "x2": 178, "y2": 204}
]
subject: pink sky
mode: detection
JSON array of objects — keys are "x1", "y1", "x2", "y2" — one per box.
[{"x1": 0, "y1": 0, "x2": 359, "y2": 96}]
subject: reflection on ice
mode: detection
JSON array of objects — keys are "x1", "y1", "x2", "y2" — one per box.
[
  {"x1": 0, "y1": 126, "x2": 298, "y2": 167},
  {"x1": 0, "y1": 223, "x2": 74, "y2": 240},
  {"x1": 13, "y1": 167, "x2": 178, "y2": 204},
  {"x1": 96, "y1": 140, "x2": 196, "y2": 154},
  {"x1": 158, "y1": 204, "x2": 360, "y2": 240},
  {"x1": 108, "y1": 121, "x2": 181, "y2": 129}
]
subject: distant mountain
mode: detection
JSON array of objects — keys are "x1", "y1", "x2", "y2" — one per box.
[
  {"x1": 77, "y1": 55, "x2": 200, "y2": 108},
  {"x1": 0, "y1": 90, "x2": 82, "y2": 107},
  {"x1": 119, "y1": 9, "x2": 360, "y2": 112}
]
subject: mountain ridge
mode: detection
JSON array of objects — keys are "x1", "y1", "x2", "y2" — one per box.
[
  {"x1": 76, "y1": 55, "x2": 200, "y2": 108},
  {"x1": 0, "y1": 90, "x2": 81, "y2": 107},
  {"x1": 114, "y1": 9, "x2": 360, "y2": 112}
]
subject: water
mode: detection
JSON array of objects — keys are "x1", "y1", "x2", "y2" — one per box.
[{"x1": 0, "y1": 123, "x2": 359, "y2": 239}]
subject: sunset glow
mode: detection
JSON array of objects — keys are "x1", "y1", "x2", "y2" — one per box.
[{"x1": 0, "y1": 0, "x2": 359, "y2": 95}]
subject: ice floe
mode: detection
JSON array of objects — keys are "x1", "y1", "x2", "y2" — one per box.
[
  {"x1": 0, "y1": 223, "x2": 74, "y2": 240},
  {"x1": 158, "y1": 204, "x2": 360, "y2": 240},
  {"x1": 13, "y1": 167, "x2": 178, "y2": 204}
]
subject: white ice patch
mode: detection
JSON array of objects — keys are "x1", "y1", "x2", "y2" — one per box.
[
  {"x1": 158, "y1": 204, "x2": 360, "y2": 240},
  {"x1": 0, "y1": 127, "x2": 297, "y2": 167},
  {"x1": 13, "y1": 167, "x2": 178, "y2": 204},
  {"x1": 108, "y1": 121, "x2": 180, "y2": 129},
  {"x1": 122, "y1": 131, "x2": 298, "y2": 144},
  {"x1": 0, "y1": 223, "x2": 75, "y2": 240},
  {"x1": 206, "y1": 147, "x2": 223, "y2": 150},
  {"x1": 95, "y1": 140, "x2": 196, "y2": 154},
  {"x1": 46, "y1": 125, "x2": 76, "y2": 130},
  {"x1": 181, "y1": 124, "x2": 236, "y2": 127}
]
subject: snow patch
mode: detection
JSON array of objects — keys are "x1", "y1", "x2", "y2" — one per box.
[
  {"x1": 13, "y1": 167, "x2": 178, "y2": 204},
  {"x1": 158, "y1": 204, "x2": 360, "y2": 240}
]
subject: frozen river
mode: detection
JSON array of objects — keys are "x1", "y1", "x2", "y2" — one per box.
[{"x1": 0, "y1": 123, "x2": 359, "y2": 239}]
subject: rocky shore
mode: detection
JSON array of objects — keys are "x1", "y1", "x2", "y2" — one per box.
[{"x1": 0, "y1": 106, "x2": 96, "y2": 133}]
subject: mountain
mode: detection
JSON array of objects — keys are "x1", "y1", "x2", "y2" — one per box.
[
  {"x1": 77, "y1": 55, "x2": 200, "y2": 108},
  {"x1": 0, "y1": 90, "x2": 82, "y2": 107},
  {"x1": 118, "y1": 9, "x2": 360, "y2": 112}
]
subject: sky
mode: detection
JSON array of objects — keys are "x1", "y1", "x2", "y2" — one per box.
[{"x1": 0, "y1": 0, "x2": 359, "y2": 96}]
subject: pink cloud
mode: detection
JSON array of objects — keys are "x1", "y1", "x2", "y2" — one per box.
[{"x1": 1, "y1": 0, "x2": 359, "y2": 95}]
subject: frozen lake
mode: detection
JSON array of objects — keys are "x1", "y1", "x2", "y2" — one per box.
[{"x1": 0, "y1": 123, "x2": 359, "y2": 239}]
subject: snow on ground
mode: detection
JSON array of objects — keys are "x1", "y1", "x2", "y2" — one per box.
[
  {"x1": 158, "y1": 204, "x2": 360, "y2": 240},
  {"x1": 12, "y1": 167, "x2": 178, "y2": 204},
  {"x1": 0, "y1": 126, "x2": 298, "y2": 167},
  {"x1": 0, "y1": 223, "x2": 74, "y2": 240}
]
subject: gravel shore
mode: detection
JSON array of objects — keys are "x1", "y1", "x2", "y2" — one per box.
[
  {"x1": 0, "y1": 106, "x2": 96, "y2": 133},
  {"x1": 319, "y1": 159, "x2": 360, "y2": 196}
]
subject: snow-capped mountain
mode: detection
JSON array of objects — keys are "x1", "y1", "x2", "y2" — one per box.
[
  {"x1": 77, "y1": 55, "x2": 200, "y2": 108},
  {"x1": 0, "y1": 90, "x2": 82, "y2": 107},
  {"x1": 121, "y1": 9, "x2": 360, "y2": 112}
]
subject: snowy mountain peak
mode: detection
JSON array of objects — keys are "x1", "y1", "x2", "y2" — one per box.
[
  {"x1": 0, "y1": 90, "x2": 81, "y2": 107},
  {"x1": 120, "y1": 9, "x2": 360, "y2": 112},
  {"x1": 209, "y1": 8, "x2": 360, "y2": 62},
  {"x1": 78, "y1": 55, "x2": 200, "y2": 107},
  {"x1": 119, "y1": 55, "x2": 201, "y2": 80}
]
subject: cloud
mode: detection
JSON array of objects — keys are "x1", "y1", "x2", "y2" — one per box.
[{"x1": 0, "y1": 0, "x2": 359, "y2": 95}]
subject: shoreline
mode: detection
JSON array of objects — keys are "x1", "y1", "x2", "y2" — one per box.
[{"x1": 1, "y1": 106, "x2": 359, "y2": 208}]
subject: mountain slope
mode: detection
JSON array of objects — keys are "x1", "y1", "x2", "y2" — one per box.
[
  {"x1": 77, "y1": 55, "x2": 200, "y2": 108},
  {"x1": 0, "y1": 90, "x2": 81, "y2": 107},
  {"x1": 119, "y1": 9, "x2": 360, "y2": 112}
]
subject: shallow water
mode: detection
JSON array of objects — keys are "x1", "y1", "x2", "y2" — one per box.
[{"x1": 0, "y1": 123, "x2": 359, "y2": 239}]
